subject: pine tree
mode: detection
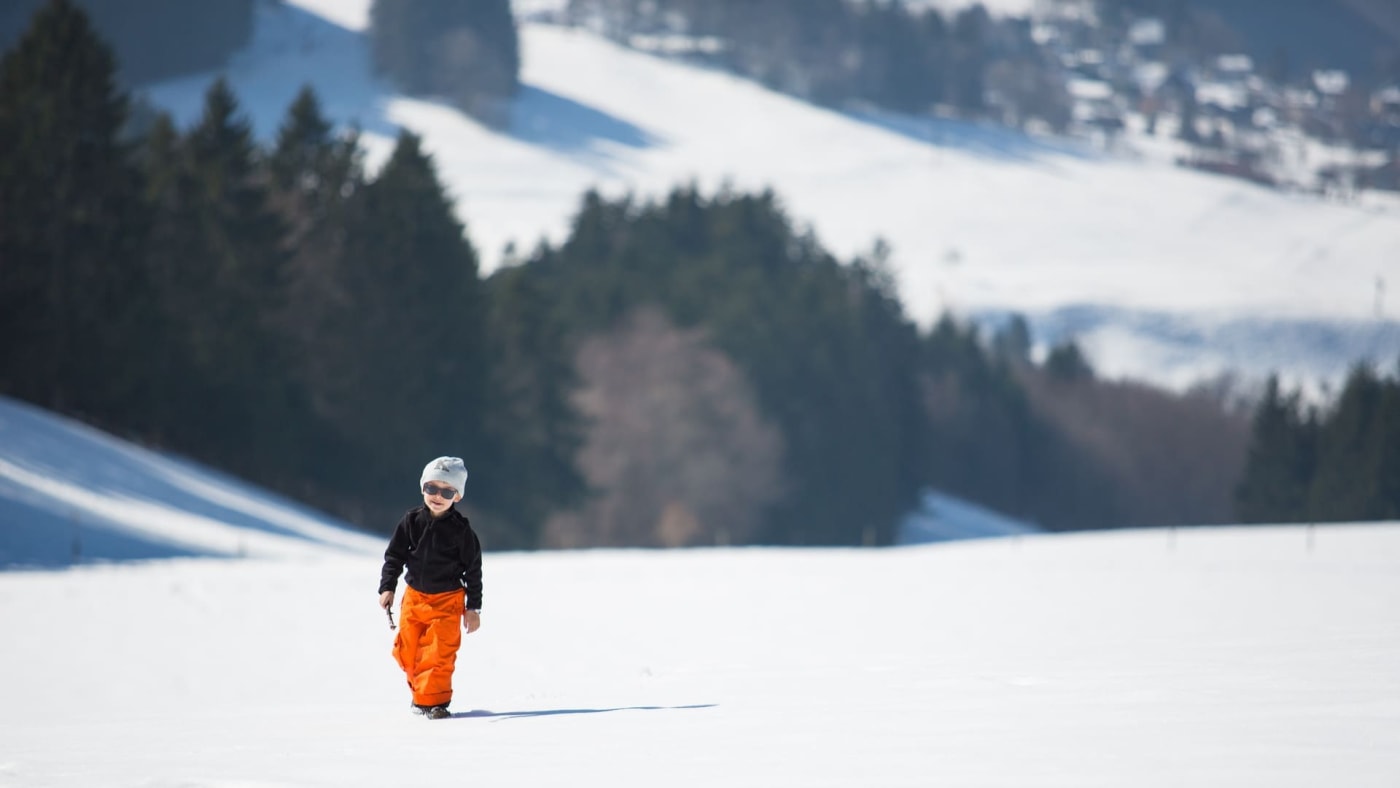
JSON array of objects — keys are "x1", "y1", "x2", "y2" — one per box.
[
  {"x1": 478, "y1": 263, "x2": 587, "y2": 547},
  {"x1": 0, "y1": 0, "x2": 150, "y2": 423},
  {"x1": 261, "y1": 86, "x2": 371, "y2": 505},
  {"x1": 1307, "y1": 365, "x2": 1400, "y2": 521},
  {"x1": 267, "y1": 86, "x2": 364, "y2": 396},
  {"x1": 1233, "y1": 377, "x2": 1316, "y2": 523},
  {"x1": 149, "y1": 78, "x2": 301, "y2": 479},
  {"x1": 332, "y1": 131, "x2": 488, "y2": 515}
]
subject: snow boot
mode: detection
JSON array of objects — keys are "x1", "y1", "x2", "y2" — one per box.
[{"x1": 424, "y1": 705, "x2": 451, "y2": 720}]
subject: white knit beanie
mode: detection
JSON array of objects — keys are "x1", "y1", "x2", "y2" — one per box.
[{"x1": 420, "y1": 456, "x2": 468, "y2": 492}]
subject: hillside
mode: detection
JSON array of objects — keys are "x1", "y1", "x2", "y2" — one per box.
[
  {"x1": 0, "y1": 395, "x2": 380, "y2": 568},
  {"x1": 136, "y1": 0, "x2": 1400, "y2": 395}
]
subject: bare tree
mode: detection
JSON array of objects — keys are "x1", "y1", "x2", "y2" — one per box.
[
  {"x1": 1018, "y1": 368, "x2": 1251, "y2": 527},
  {"x1": 543, "y1": 307, "x2": 786, "y2": 548}
]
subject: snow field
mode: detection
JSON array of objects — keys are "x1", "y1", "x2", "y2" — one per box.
[{"x1": 2, "y1": 523, "x2": 1397, "y2": 787}]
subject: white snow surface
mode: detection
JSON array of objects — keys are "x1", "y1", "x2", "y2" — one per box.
[
  {"x1": 2, "y1": 525, "x2": 1399, "y2": 786},
  {"x1": 2, "y1": 396, "x2": 1400, "y2": 785},
  {"x1": 137, "y1": 1, "x2": 1400, "y2": 392}
]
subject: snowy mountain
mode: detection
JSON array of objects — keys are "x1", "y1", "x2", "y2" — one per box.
[{"x1": 137, "y1": 0, "x2": 1400, "y2": 395}]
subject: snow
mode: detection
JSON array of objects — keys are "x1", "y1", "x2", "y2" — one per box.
[
  {"x1": 898, "y1": 489, "x2": 1041, "y2": 543},
  {"x1": 3, "y1": 370, "x2": 1400, "y2": 786},
  {"x1": 135, "y1": 1, "x2": 1400, "y2": 393},
  {"x1": 3, "y1": 520, "x2": 1399, "y2": 785},
  {"x1": 0, "y1": 395, "x2": 381, "y2": 567}
]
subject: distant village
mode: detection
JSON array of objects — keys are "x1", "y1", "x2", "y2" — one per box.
[{"x1": 1021, "y1": 0, "x2": 1400, "y2": 196}]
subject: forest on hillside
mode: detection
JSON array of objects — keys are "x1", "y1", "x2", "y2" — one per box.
[{"x1": 3, "y1": 2, "x2": 1398, "y2": 548}]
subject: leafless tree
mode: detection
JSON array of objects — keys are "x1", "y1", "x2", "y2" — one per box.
[{"x1": 543, "y1": 307, "x2": 786, "y2": 547}]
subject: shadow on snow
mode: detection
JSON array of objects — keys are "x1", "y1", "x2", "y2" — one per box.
[
  {"x1": 453, "y1": 703, "x2": 717, "y2": 721},
  {"x1": 508, "y1": 85, "x2": 663, "y2": 154}
]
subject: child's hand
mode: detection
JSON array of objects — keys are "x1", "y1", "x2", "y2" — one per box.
[
  {"x1": 463, "y1": 609, "x2": 481, "y2": 634},
  {"x1": 379, "y1": 591, "x2": 394, "y2": 610}
]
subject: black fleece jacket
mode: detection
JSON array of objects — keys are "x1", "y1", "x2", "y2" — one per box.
[{"x1": 378, "y1": 505, "x2": 483, "y2": 610}]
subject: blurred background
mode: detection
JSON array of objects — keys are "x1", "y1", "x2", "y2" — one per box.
[{"x1": 2, "y1": 0, "x2": 1397, "y2": 552}]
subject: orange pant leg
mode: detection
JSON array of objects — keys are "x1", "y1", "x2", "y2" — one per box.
[{"x1": 392, "y1": 586, "x2": 465, "y2": 707}]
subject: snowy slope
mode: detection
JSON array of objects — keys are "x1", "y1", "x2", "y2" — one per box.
[
  {"x1": 2, "y1": 524, "x2": 1398, "y2": 786},
  {"x1": 898, "y1": 489, "x2": 1041, "y2": 543},
  {"x1": 138, "y1": 0, "x2": 1400, "y2": 392},
  {"x1": 0, "y1": 395, "x2": 381, "y2": 567}
]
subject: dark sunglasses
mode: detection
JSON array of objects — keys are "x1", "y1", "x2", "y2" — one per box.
[{"x1": 422, "y1": 483, "x2": 458, "y2": 499}]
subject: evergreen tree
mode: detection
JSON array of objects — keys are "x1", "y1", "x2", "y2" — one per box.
[
  {"x1": 478, "y1": 262, "x2": 587, "y2": 547},
  {"x1": 1307, "y1": 365, "x2": 1400, "y2": 521},
  {"x1": 266, "y1": 87, "x2": 365, "y2": 390},
  {"x1": 265, "y1": 86, "x2": 369, "y2": 504},
  {"x1": 147, "y1": 78, "x2": 303, "y2": 480},
  {"x1": 0, "y1": 0, "x2": 150, "y2": 425},
  {"x1": 135, "y1": 111, "x2": 205, "y2": 436},
  {"x1": 332, "y1": 131, "x2": 489, "y2": 518},
  {"x1": 1233, "y1": 377, "x2": 1317, "y2": 523},
  {"x1": 1045, "y1": 340, "x2": 1095, "y2": 382}
]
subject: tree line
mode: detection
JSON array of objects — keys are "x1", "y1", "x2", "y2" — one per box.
[
  {"x1": 1234, "y1": 367, "x2": 1400, "y2": 523},
  {"x1": 2, "y1": 1, "x2": 1384, "y2": 550}
]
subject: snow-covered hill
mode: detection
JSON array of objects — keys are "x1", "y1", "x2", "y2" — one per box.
[
  {"x1": 0, "y1": 395, "x2": 381, "y2": 568},
  {"x1": 138, "y1": 0, "x2": 1400, "y2": 393}
]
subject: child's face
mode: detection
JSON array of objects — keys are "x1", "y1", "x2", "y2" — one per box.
[{"x1": 422, "y1": 481, "x2": 460, "y2": 515}]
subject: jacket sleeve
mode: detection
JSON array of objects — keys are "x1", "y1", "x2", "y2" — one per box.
[
  {"x1": 461, "y1": 524, "x2": 483, "y2": 610},
  {"x1": 379, "y1": 513, "x2": 412, "y2": 594}
]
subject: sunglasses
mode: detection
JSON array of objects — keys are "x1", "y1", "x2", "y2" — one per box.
[{"x1": 422, "y1": 483, "x2": 458, "y2": 499}]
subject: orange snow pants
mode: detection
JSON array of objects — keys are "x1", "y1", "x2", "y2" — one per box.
[{"x1": 392, "y1": 586, "x2": 465, "y2": 707}]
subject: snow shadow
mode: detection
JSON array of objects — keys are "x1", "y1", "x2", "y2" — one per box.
[
  {"x1": 0, "y1": 395, "x2": 376, "y2": 567},
  {"x1": 0, "y1": 397, "x2": 350, "y2": 543},
  {"x1": 0, "y1": 491, "x2": 201, "y2": 569},
  {"x1": 455, "y1": 703, "x2": 716, "y2": 721},
  {"x1": 509, "y1": 85, "x2": 663, "y2": 154},
  {"x1": 847, "y1": 108, "x2": 1095, "y2": 163}
]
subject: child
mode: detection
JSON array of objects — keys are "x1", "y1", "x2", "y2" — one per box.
[{"x1": 378, "y1": 456, "x2": 483, "y2": 720}]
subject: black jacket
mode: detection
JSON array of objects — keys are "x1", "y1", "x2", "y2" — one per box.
[{"x1": 378, "y1": 505, "x2": 483, "y2": 609}]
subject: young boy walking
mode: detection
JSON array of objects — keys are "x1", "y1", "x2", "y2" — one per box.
[{"x1": 378, "y1": 456, "x2": 483, "y2": 720}]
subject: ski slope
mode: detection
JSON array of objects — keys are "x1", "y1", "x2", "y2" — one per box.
[{"x1": 137, "y1": 0, "x2": 1400, "y2": 393}]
